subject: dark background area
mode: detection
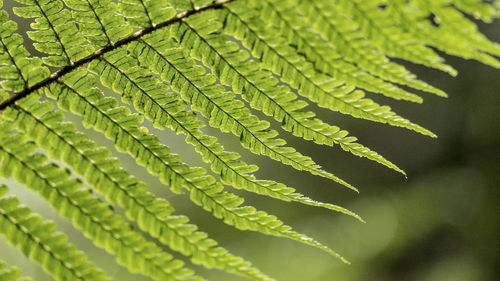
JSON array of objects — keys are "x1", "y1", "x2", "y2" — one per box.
[{"x1": 0, "y1": 2, "x2": 499, "y2": 280}]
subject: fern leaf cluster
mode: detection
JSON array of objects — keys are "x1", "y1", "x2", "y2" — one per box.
[{"x1": 0, "y1": 0, "x2": 498, "y2": 280}]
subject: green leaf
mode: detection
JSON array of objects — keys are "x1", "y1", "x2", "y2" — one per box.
[
  {"x1": 0, "y1": 10, "x2": 49, "y2": 91},
  {"x1": 128, "y1": 32, "x2": 358, "y2": 191},
  {"x1": 0, "y1": 186, "x2": 113, "y2": 281},
  {"x1": 64, "y1": 0, "x2": 133, "y2": 47},
  {"x1": 0, "y1": 125, "x2": 204, "y2": 281},
  {"x1": 13, "y1": 0, "x2": 93, "y2": 66},
  {"x1": 0, "y1": 0, "x2": 498, "y2": 279},
  {"x1": 220, "y1": 4, "x2": 437, "y2": 138},
  {"x1": 42, "y1": 68, "x2": 271, "y2": 280},
  {"x1": 180, "y1": 11, "x2": 405, "y2": 175}
]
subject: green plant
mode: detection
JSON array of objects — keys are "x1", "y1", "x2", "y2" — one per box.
[{"x1": 0, "y1": 0, "x2": 498, "y2": 280}]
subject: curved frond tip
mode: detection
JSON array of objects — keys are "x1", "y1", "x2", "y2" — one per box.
[{"x1": 0, "y1": 0, "x2": 499, "y2": 279}]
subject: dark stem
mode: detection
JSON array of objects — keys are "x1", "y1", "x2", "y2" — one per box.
[{"x1": 0, "y1": 0, "x2": 234, "y2": 111}]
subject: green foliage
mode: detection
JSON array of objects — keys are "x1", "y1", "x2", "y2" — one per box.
[
  {"x1": 0, "y1": 0, "x2": 498, "y2": 280},
  {"x1": 0, "y1": 259, "x2": 33, "y2": 281},
  {"x1": 0, "y1": 184, "x2": 113, "y2": 281}
]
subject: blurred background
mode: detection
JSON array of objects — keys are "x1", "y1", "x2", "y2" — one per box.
[{"x1": 1, "y1": 2, "x2": 499, "y2": 281}]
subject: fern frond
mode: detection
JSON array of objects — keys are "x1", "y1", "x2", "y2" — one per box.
[
  {"x1": 220, "y1": 5, "x2": 436, "y2": 138},
  {"x1": 291, "y1": 0, "x2": 446, "y2": 97},
  {"x1": 84, "y1": 40, "x2": 364, "y2": 215},
  {"x1": 1, "y1": 0, "x2": 499, "y2": 279},
  {"x1": 329, "y1": 0, "x2": 457, "y2": 76},
  {"x1": 63, "y1": 0, "x2": 132, "y2": 47},
  {"x1": 35, "y1": 70, "x2": 275, "y2": 281},
  {"x1": 125, "y1": 36, "x2": 357, "y2": 191},
  {"x1": 42, "y1": 68, "x2": 350, "y2": 262},
  {"x1": 0, "y1": 10, "x2": 49, "y2": 92},
  {"x1": 254, "y1": 0, "x2": 440, "y2": 100},
  {"x1": 255, "y1": 0, "x2": 430, "y2": 100},
  {"x1": 0, "y1": 127, "x2": 204, "y2": 281},
  {"x1": 0, "y1": 260, "x2": 33, "y2": 281},
  {"x1": 297, "y1": 0, "x2": 446, "y2": 96},
  {"x1": 0, "y1": 184, "x2": 114, "y2": 281},
  {"x1": 389, "y1": 0, "x2": 500, "y2": 68},
  {"x1": 81, "y1": 21, "x2": 363, "y2": 214},
  {"x1": 12, "y1": 0, "x2": 92, "y2": 66},
  {"x1": 174, "y1": 13, "x2": 404, "y2": 175},
  {"x1": 425, "y1": 2, "x2": 500, "y2": 58},
  {"x1": 183, "y1": 178, "x2": 351, "y2": 263}
]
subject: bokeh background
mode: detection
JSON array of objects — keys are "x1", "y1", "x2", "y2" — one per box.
[{"x1": 1, "y1": 2, "x2": 499, "y2": 281}]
